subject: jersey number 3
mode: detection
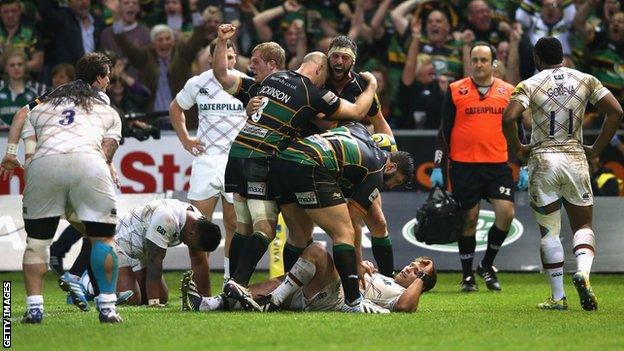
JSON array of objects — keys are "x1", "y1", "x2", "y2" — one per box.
[{"x1": 59, "y1": 109, "x2": 75, "y2": 126}]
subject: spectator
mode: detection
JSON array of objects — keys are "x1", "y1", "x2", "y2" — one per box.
[
  {"x1": 399, "y1": 53, "x2": 444, "y2": 129},
  {"x1": 39, "y1": 0, "x2": 105, "y2": 70},
  {"x1": 463, "y1": 0, "x2": 511, "y2": 47},
  {"x1": 50, "y1": 63, "x2": 75, "y2": 88},
  {"x1": 153, "y1": 0, "x2": 195, "y2": 37},
  {"x1": 0, "y1": 0, "x2": 44, "y2": 74},
  {"x1": 114, "y1": 9, "x2": 214, "y2": 128},
  {"x1": 100, "y1": 0, "x2": 151, "y2": 60},
  {"x1": 106, "y1": 53, "x2": 150, "y2": 115},
  {"x1": 0, "y1": 48, "x2": 45, "y2": 129},
  {"x1": 515, "y1": 0, "x2": 576, "y2": 57}
]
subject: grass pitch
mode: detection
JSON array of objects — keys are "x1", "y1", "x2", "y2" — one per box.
[{"x1": 3, "y1": 271, "x2": 624, "y2": 351}]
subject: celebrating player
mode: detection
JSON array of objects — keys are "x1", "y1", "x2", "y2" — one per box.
[{"x1": 503, "y1": 37, "x2": 623, "y2": 311}]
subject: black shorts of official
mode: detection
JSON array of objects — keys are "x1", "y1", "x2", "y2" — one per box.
[
  {"x1": 449, "y1": 161, "x2": 515, "y2": 210},
  {"x1": 271, "y1": 158, "x2": 346, "y2": 209},
  {"x1": 224, "y1": 156, "x2": 275, "y2": 200}
]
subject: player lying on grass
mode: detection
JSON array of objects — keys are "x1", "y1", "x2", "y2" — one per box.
[
  {"x1": 64, "y1": 199, "x2": 222, "y2": 308},
  {"x1": 180, "y1": 242, "x2": 436, "y2": 313}
]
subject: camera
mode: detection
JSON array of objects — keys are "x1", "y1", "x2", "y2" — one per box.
[{"x1": 121, "y1": 111, "x2": 166, "y2": 143}]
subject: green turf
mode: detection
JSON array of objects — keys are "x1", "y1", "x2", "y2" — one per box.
[{"x1": 3, "y1": 271, "x2": 623, "y2": 351}]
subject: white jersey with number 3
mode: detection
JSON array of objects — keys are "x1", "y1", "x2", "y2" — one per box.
[
  {"x1": 510, "y1": 67, "x2": 610, "y2": 154},
  {"x1": 115, "y1": 199, "x2": 191, "y2": 261},
  {"x1": 26, "y1": 98, "x2": 121, "y2": 162}
]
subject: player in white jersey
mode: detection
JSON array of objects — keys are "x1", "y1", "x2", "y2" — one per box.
[
  {"x1": 113, "y1": 199, "x2": 221, "y2": 305},
  {"x1": 503, "y1": 37, "x2": 623, "y2": 311},
  {"x1": 180, "y1": 243, "x2": 436, "y2": 313},
  {"x1": 169, "y1": 38, "x2": 247, "y2": 293},
  {"x1": 0, "y1": 53, "x2": 126, "y2": 323}
]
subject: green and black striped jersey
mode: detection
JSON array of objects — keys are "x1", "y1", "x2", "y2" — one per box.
[
  {"x1": 229, "y1": 70, "x2": 341, "y2": 159},
  {"x1": 278, "y1": 123, "x2": 388, "y2": 192}
]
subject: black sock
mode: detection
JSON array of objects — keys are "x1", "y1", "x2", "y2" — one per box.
[
  {"x1": 283, "y1": 243, "x2": 305, "y2": 273},
  {"x1": 481, "y1": 225, "x2": 509, "y2": 268},
  {"x1": 69, "y1": 238, "x2": 91, "y2": 277},
  {"x1": 232, "y1": 232, "x2": 270, "y2": 285},
  {"x1": 50, "y1": 226, "x2": 83, "y2": 275},
  {"x1": 228, "y1": 232, "x2": 248, "y2": 278},
  {"x1": 332, "y1": 244, "x2": 360, "y2": 304},
  {"x1": 371, "y1": 236, "x2": 394, "y2": 277},
  {"x1": 458, "y1": 236, "x2": 476, "y2": 278}
]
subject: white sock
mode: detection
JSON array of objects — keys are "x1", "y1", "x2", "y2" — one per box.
[
  {"x1": 272, "y1": 258, "x2": 316, "y2": 305},
  {"x1": 97, "y1": 293, "x2": 117, "y2": 310},
  {"x1": 223, "y1": 257, "x2": 230, "y2": 281},
  {"x1": 26, "y1": 295, "x2": 43, "y2": 310},
  {"x1": 541, "y1": 235, "x2": 565, "y2": 300},
  {"x1": 573, "y1": 228, "x2": 595, "y2": 276},
  {"x1": 200, "y1": 295, "x2": 223, "y2": 311}
]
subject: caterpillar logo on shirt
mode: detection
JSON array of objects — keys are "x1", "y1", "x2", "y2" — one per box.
[{"x1": 199, "y1": 103, "x2": 243, "y2": 111}]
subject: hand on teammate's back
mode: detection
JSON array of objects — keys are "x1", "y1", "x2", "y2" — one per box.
[
  {"x1": 430, "y1": 168, "x2": 443, "y2": 187},
  {"x1": 359, "y1": 72, "x2": 378, "y2": 91}
]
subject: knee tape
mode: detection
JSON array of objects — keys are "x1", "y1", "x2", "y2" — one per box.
[
  {"x1": 534, "y1": 210, "x2": 561, "y2": 238},
  {"x1": 573, "y1": 228, "x2": 595, "y2": 252},
  {"x1": 247, "y1": 199, "x2": 279, "y2": 225},
  {"x1": 234, "y1": 200, "x2": 252, "y2": 225},
  {"x1": 23, "y1": 238, "x2": 53, "y2": 264}
]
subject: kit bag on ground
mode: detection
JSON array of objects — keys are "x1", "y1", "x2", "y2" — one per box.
[{"x1": 414, "y1": 185, "x2": 463, "y2": 244}]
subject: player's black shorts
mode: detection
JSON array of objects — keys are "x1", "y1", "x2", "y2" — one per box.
[
  {"x1": 449, "y1": 161, "x2": 515, "y2": 210},
  {"x1": 224, "y1": 156, "x2": 274, "y2": 200},
  {"x1": 271, "y1": 158, "x2": 346, "y2": 209}
]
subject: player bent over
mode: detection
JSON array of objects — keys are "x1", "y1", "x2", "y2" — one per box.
[
  {"x1": 180, "y1": 243, "x2": 436, "y2": 313},
  {"x1": 503, "y1": 37, "x2": 623, "y2": 310}
]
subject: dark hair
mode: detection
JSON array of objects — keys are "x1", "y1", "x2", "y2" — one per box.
[
  {"x1": 208, "y1": 38, "x2": 236, "y2": 57},
  {"x1": 328, "y1": 35, "x2": 358, "y2": 58},
  {"x1": 43, "y1": 80, "x2": 103, "y2": 113},
  {"x1": 390, "y1": 151, "x2": 415, "y2": 184},
  {"x1": 195, "y1": 218, "x2": 222, "y2": 252},
  {"x1": 470, "y1": 41, "x2": 497, "y2": 61},
  {"x1": 533, "y1": 37, "x2": 563, "y2": 65},
  {"x1": 75, "y1": 52, "x2": 112, "y2": 85}
]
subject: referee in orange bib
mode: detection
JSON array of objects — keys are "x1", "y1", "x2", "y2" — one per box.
[{"x1": 430, "y1": 42, "x2": 516, "y2": 292}]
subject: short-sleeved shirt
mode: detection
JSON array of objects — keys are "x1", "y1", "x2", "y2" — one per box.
[
  {"x1": 116, "y1": 199, "x2": 191, "y2": 261},
  {"x1": 360, "y1": 273, "x2": 405, "y2": 311},
  {"x1": 0, "y1": 23, "x2": 43, "y2": 59},
  {"x1": 278, "y1": 123, "x2": 387, "y2": 211},
  {"x1": 511, "y1": 67, "x2": 610, "y2": 154},
  {"x1": 25, "y1": 95, "x2": 121, "y2": 162},
  {"x1": 228, "y1": 70, "x2": 341, "y2": 159},
  {"x1": 176, "y1": 69, "x2": 248, "y2": 155}
]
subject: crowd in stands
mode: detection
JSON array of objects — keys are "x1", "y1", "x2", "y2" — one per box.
[{"x1": 0, "y1": 0, "x2": 623, "y2": 132}]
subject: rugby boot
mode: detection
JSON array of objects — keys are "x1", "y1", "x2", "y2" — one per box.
[{"x1": 572, "y1": 271, "x2": 598, "y2": 311}]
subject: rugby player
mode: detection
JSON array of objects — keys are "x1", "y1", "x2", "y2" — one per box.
[
  {"x1": 430, "y1": 42, "x2": 516, "y2": 292},
  {"x1": 1, "y1": 53, "x2": 124, "y2": 323},
  {"x1": 170, "y1": 37, "x2": 247, "y2": 290},
  {"x1": 212, "y1": 24, "x2": 379, "y2": 312},
  {"x1": 503, "y1": 37, "x2": 623, "y2": 311},
  {"x1": 181, "y1": 243, "x2": 436, "y2": 314}
]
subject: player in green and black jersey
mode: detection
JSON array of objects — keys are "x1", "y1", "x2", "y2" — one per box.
[{"x1": 271, "y1": 122, "x2": 414, "y2": 311}]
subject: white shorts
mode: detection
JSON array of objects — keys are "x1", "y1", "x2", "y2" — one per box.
[
  {"x1": 116, "y1": 247, "x2": 144, "y2": 272},
  {"x1": 528, "y1": 151, "x2": 593, "y2": 208},
  {"x1": 23, "y1": 153, "x2": 117, "y2": 223},
  {"x1": 286, "y1": 277, "x2": 344, "y2": 312},
  {"x1": 188, "y1": 154, "x2": 233, "y2": 203}
]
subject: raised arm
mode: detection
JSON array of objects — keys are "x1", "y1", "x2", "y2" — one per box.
[
  {"x1": 390, "y1": 0, "x2": 419, "y2": 37},
  {"x1": 370, "y1": 0, "x2": 393, "y2": 40},
  {"x1": 253, "y1": 1, "x2": 300, "y2": 41},
  {"x1": 572, "y1": 0, "x2": 598, "y2": 43},
  {"x1": 401, "y1": 19, "x2": 422, "y2": 87},
  {"x1": 213, "y1": 24, "x2": 240, "y2": 92}
]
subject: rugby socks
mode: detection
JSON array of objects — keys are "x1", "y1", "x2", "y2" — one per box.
[
  {"x1": 50, "y1": 226, "x2": 83, "y2": 275},
  {"x1": 90, "y1": 241, "x2": 119, "y2": 305},
  {"x1": 69, "y1": 238, "x2": 91, "y2": 276},
  {"x1": 573, "y1": 228, "x2": 596, "y2": 276},
  {"x1": 458, "y1": 236, "x2": 476, "y2": 277},
  {"x1": 371, "y1": 235, "x2": 394, "y2": 276},
  {"x1": 272, "y1": 258, "x2": 316, "y2": 305},
  {"x1": 541, "y1": 235, "x2": 566, "y2": 300},
  {"x1": 332, "y1": 244, "x2": 361, "y2": 304},
  {"x1": 480, "y1": 225, "x2": 508, "y2": 269},
  {"x1": 283, "y1": 242, "x2": 306, "y2": 272},
  {"x1": 232, "y1": 231, "x2": 269, "y2": 285},
  {"x1": 26, "y1": 295, "x2": 43, "y2": 311},
  {"x1": 228, "y1": 232, "x2": 248, "y2": 278}
]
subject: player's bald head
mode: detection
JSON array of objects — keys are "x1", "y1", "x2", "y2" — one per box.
[{"x1": 303, "y1": 51, "x2": 328, "y2": 66}]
